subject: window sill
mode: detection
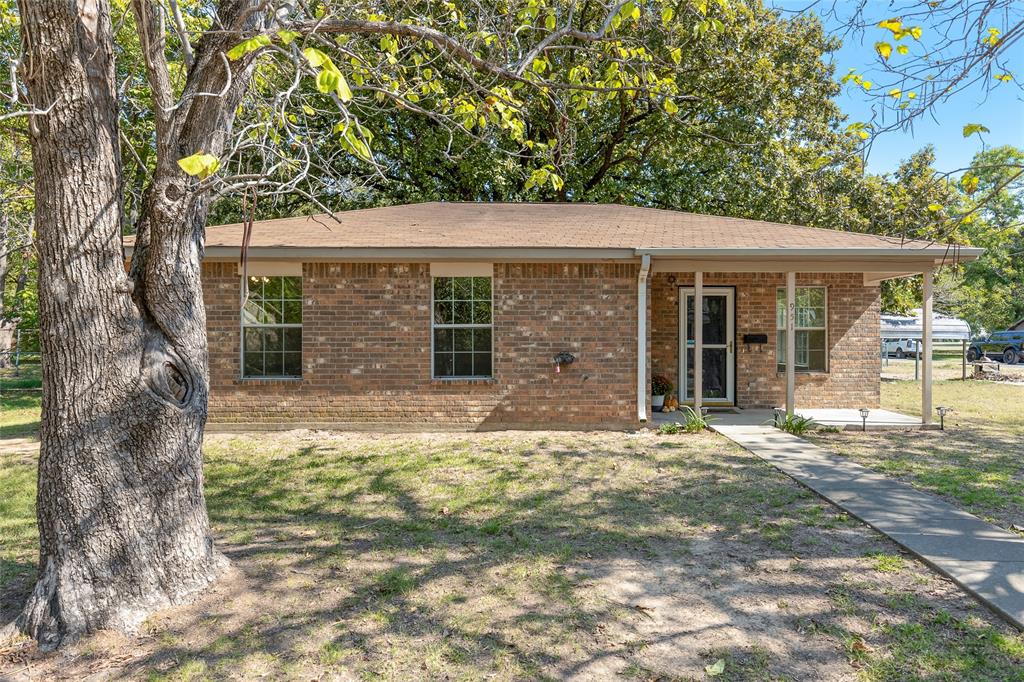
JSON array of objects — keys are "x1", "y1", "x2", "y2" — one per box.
[
  {"x1": 775, "y1": 371, "x2": 829, "y2": 376},
  {"x1": 430, "y1": 377, "x2": 496, "y2": 385},
  {"x1": 239, "y1": 376, "x2": 303, "y2": 382}
]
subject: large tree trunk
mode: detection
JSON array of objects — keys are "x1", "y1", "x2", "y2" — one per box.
[{"x1": 15, "y1": 0, "x2": 258, "y2": 649}]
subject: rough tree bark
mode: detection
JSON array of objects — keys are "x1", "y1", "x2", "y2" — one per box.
[{"x1": 15, "y1": 0, "x2": 260, "y2": 649}]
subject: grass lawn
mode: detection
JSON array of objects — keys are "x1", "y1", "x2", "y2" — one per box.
[
  {"x1": 808, "y1": 380, "x2": 1024, "y2": 530},
  {"x1": 0, "y1": 393, "x2": 41, "y2": 440},
  {"x1": 3, "y1": 431, "x2": 1024, "y2": 680},
  {"x1": 0, "y1": 364, "x2": 42, "y2": 392},
  {"x1": 881, "y1": 355, "x2": 1024, "y2": 382},
  {"x1": 0, "y1": 365, "x2": 42, "y2": 441}
]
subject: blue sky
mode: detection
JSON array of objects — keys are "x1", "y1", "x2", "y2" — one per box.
[{"x1": 771, "y1": 1, "x2": 1024, "y2": 176}]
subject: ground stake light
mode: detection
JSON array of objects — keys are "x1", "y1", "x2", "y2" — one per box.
[
  {"x1": 936, "y1": 405, "x2": 952, "y2": 430},
  {"x1": 859, "y1": 407, "x2": 870, "y2": 432}
]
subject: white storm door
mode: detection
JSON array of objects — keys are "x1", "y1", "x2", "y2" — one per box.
[{"x1": 679, "y1": 287, "x2": 735, "y2": 404}]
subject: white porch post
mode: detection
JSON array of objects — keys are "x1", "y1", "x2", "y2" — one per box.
[
  {"x1": 694, "y1": 271, "x2": 703, "y2": 414},
  {"x1": 786, "y1": 271, "x2": 796, "y2": 417},
  {"x1": 922, "y1": 268, "x2": 934, "y2": 425}
]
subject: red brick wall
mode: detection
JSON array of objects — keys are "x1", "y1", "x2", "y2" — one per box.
[
  {"x1": 202, "y1": 261, "x2": 641, "y2": 429},
  {"x1": 650, "y1": 272, "x2": 880, "y2": 409}
]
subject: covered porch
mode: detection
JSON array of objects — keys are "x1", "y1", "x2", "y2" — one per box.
[{"x1": 635, "y1": 249, "x2": 966, "y2": 428}]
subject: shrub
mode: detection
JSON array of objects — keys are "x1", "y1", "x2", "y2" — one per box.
[
  {"x1": 651, "y1": 374, "x2": 673, "y2": 396},
  {"x1": 679, "y1": 406, "x2": 712, "y2": 432},
  {"x1": 770, "y1": 411, "x2": 817, "y2": 435},
  {"x1": 657, "y1": 421, "x2": 682, "y2": 435}
]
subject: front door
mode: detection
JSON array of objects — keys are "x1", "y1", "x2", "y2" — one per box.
[{"x1": 679, "y1": 287, "x2": 735, "y2": 405}]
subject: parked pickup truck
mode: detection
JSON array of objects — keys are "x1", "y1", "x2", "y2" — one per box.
[{"x1": 967, "y1": 331, "x2": 1024, "y2": 364}]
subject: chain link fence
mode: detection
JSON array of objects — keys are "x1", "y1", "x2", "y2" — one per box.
[{"x1": 0, "y1": 325, "x2": 40, "y2": 374}]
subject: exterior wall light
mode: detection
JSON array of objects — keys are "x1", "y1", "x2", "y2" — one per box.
[{"x1": 552, "y1": 352, "x2": 576, "y2": 374}]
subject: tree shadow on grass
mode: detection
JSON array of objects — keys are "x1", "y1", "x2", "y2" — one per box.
[
  {"x1": 808, "y1": 424, "x2": 1024, "y2": 528},
  {"x1": 4, "y1": 431, "x2": 1024, "y2": 680}
]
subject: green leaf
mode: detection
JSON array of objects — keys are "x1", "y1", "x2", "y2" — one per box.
[
  {"x1": 334, "y1": 71, "x2": 353, "y2": 101},
  {"x1": 663, "y1": 98, "x2": 678, "y2": 115},
  {"x1": 227, "y1": 34, "x2": 270, "y2": 61},
  {"x1": 705, "y1": 659, "x2": 725, "y2": 676},
  {"x1": 661, "y1": 7, "x2": 674, "y2": 26},
  {"x1": 276, "y1": 29, "x2": 300, "y2": 45},
  {"x1": 962, "y1": 123, "x2": 990, "y2": 138},
  {"x1": 334, "y1": 122, "x2": 374, "y2": 162},
  {"x1": 544, "y1": 13, "x2": 555, "y2": 30},
  {"x1": 927, "y1": 204, "x2": 943, "y2": 212},
  {"x1": 303, "y1": 47, "x2": 331, "y2": 68},
  {"x1": 304, "y1": 48, "x2": 352, "y2": 101},
  {"x1": 177, "y1": 152, "x2": 220, "y2": 180}
]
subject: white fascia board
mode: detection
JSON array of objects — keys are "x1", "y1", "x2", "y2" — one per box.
[
  {"x1": 194, "y1": 246, "x2": 639, "y2": 261},
  {"x1": 634, "y1": 246, "x2": 984, "y2": 260}
]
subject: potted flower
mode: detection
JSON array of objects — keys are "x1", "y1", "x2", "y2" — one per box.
[{"x1": 651, "y1": 374, "x2": 673, "y2": 412}]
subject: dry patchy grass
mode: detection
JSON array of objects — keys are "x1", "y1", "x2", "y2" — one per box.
[
  {"x1": 808, "y1": 380, "x2": 1024, "y2": 530},
  {"x1": 2, "y1": 430, "x2": 1023, "y2": 681}
]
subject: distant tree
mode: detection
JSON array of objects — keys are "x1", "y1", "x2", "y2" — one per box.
[{"x1": 937, "y1": 146, "x2": 1024, "y2": 332}]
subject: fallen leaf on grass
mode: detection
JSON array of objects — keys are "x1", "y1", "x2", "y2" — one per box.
[{"x1": 705, "y1": 658, "x2": 725, "y2": 676}]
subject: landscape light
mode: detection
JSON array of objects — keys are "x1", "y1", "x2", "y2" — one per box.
[{"x1": 858, "y1": 408, "x2": 870, "y2": 432}]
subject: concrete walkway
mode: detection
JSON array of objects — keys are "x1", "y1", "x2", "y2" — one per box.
[{"x1": 713, "y1": 423, "x2": 1024, "y2": 630}]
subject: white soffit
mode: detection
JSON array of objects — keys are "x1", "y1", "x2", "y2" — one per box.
[
  {"x1": 430, "y1": 262, "x2": 494, "y2": 277},
  {"x1": 237, "y1": 261, "x2": 303, "y2": 277}
]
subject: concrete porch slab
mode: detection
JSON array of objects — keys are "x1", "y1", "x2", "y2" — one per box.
[{"x1": 650, "y1": 407, "x2": 929, "y2": 431}]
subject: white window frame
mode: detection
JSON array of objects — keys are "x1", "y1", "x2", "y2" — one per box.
[
  {"x1": 430, "y1": 273, "x2": 494, "y2": 380},
  {"x1": 240, "y1": 274, "x2": 303, "y2": 380},
  {"x1": 776, "y1": 285, "x2": 828, "y2": 374}
]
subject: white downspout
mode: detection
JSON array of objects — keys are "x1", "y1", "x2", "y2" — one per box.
[{"x1": 637, "y1": 254, "x2": 651, "y2": 423}]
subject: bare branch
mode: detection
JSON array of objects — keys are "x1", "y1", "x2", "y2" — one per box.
[{"x1": 166, "y1": 0, "x2": 196, "y2": 69}]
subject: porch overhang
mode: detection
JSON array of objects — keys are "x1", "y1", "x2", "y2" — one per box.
[{"x1": 638, "y1": 247, "x2": 982, "y2": 279}]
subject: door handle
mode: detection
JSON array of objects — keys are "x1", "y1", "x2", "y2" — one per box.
[{"x1": 728, "y1": 340, "x2": 733, "y2": 353}]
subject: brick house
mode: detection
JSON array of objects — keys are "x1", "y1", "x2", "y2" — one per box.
[{"x1": 132, "y1": 202, "x2": 979, "y2": 430}]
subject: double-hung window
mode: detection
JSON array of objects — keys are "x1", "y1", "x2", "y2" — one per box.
[
  {"x1": 242, "y1": 275, "x2": 302, "y2": 378},
  {"x1": 432, "y1": 276, "x2": 492, "y2": 378},
  {"x1": 776, "y1": 286, "x2": 827, "y2": 372}
]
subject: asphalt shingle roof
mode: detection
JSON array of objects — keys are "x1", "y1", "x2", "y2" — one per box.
[{"x1": 146, "y1": 202, "x2": 964, "y2": 253}]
